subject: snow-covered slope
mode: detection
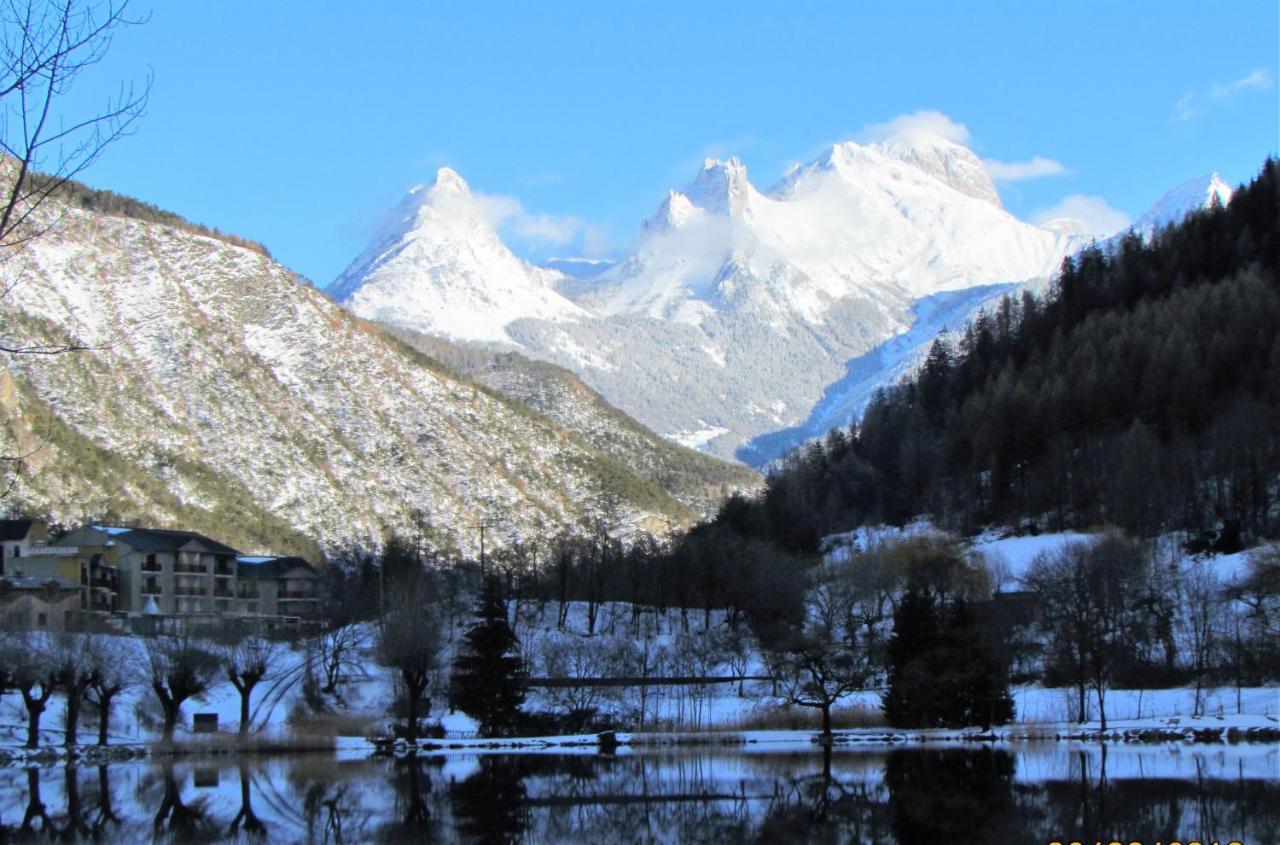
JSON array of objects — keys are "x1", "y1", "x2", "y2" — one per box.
[
  {"x1": 330, "y1": 168, "x2": 584, "y2": 344},
  {"x1": 0, "y1": 194, "x2": 724, "y2": 556},
  {"x1": 1130, "y1": 173, "x2": 1233, "y2": 239},
  {"x1": 334, "y1": 141, "x2": 1225, "y2": 464},
  {"x1": 512, "y1": 138, "x2": 1080, "y2": 457},
  {"x1": 741, "y1": 170, "x2": 1236, "y2": 465}
]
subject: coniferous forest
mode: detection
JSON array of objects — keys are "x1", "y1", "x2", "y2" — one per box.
[{"x1": 712, "y1": 158, "x2": 1280, "y2": 555}]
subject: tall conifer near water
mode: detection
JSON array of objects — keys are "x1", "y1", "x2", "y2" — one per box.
[{"x1": 449, "y1": 577, "x2": 527, "y2": 736}]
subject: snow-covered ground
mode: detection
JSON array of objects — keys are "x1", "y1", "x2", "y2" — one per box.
[{"x1": 1, "y1": 530, "x2": 1275, "y2": 759}]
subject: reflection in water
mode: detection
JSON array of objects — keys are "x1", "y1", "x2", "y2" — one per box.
[
  {"x1": 885, "y1": 748, "x2": 1017, "y2": 844},
  {"x1": 0, "y1": 743, "x2": 1274, "y2": 843},
  {"x1": 450, "y1": 756, "x2": 529, "y2": 844}
]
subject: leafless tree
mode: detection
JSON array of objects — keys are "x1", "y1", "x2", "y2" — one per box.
[
  {"x1": 222, "y1": 634, "x2": 282, "y2": 737},
  {"x1": 5, "y1": 630, "x2": 57, "y2": 747},
  {"x1": 0, "y1": 0, "x2": 149, "y2": 261},
  {"x1": 309, "y1": 622, "x2": 366, "y2": 696},
  {"x1": 1025, "y1": 533, "x2": 1151, "y2": 730},
  {"x1": 145, "y1": 631, "x2": 221, "y2": 743},
  {"x1": 82, "y1": 633, "x2": 134, "y2": 745},
  {"x1": 768, "y1": 627, "x2": 870, "y2": 740},
  {"x1": 48, "y1": 630, "x2": 94, "y2": 745},
  {"x1": 378, "y1": 586, "x2": 443, "y2": 743},
  {"x1": 537, "y1": 634, "x2": 614, "y2": 729},
  {"x1": 1181, "y1": 557, "x2": 1224, "y2": 717}
]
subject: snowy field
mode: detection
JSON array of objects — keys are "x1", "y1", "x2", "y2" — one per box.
[{"x1": 1, "y1": 528, "x2": 1276, "y2": 757}]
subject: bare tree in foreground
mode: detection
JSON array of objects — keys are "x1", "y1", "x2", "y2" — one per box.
[
  {"x1": 83, "y1": 634, "x2": 134, "y2": 745},
  {"x1": 146, "y1": 632, "x2": 220, "y2": 744},
  {"x1": 222, "y1": 634, "x2": 281, "y2": 737},
  {"x1": 769, "y1": 628, "x2": 870, "y2": 741},
  {"x1": 0, "y1": 0, "x2": 149, "y2": 258},
  {"x1": 378, "y1": 587, "x2": 443, "y2": 744}
]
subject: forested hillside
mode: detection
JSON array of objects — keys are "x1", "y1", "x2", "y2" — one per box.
[{"x1": 713, "y1": 158, "x2": 1279, "y2": 553}]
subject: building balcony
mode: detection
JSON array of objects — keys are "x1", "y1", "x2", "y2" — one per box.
[
  {"x1": 141, "y1": 585, "x2": 162, "y2": 595},
  {"x1": 141, "y1": 561, "x2": 162, "y2": 573},
  {"x1": 173, "y1": 586, "x2": 207, "y2": 597},
  {"x1": 174, "y1": 563, "x2": 207, "y2": 574},
  {"x1": 278, "y1": 590, "x2": 318, "y2": 600}
]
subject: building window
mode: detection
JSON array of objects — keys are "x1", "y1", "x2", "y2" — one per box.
[
  {"x1": 37, "y1": 612, "x2": 46, "y2": 626},
  {"x1": 13, "y1": 545, "x2": 19, "y2": 558}
]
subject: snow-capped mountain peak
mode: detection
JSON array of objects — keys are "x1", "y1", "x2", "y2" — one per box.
[
  {"x1": 429, "y1": 165, "x2": 471, "y2": 196},
  {"x1": 644, "y1": 190, "x2": 705, "y2": 232},
  {"x1": 328, "y1": 167, "x2": 583, "y2": 344},
  {"x1": 1131, "y1": 172, "x2": 1233, "y2": 238},
  {"x1": 686, "y1": 156, "x2": 761, "y2": 219},
  {"x1": 871, "y1": 135, "x2": 1003, "y2": 207}
]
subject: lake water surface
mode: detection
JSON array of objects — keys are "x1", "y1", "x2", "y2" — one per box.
[{"x1": 0, "y1": 742, "x2": 1275, "y2": 843}]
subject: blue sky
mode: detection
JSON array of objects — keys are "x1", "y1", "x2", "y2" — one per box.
[{"x1": 55, "y1": 1, "x2": 1279, "y2": 284}]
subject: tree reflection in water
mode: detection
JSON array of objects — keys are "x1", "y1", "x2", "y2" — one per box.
[
  {"x1": 0, "y1": 745, "x2": 1275, "y2": 843},
  {"x1": 450, "y1": 756, "x2": 531, "y2": 844},
  {"x1": 152, "y1": 762, "x2": 219, "y2": 841},
  {"x1": 227, "y1": 763, "x2": 267, "y2": 838},
  {"x1": 884, "y1": 747, "x2": 1018, "y2": 844},
  {"x1": 376, "y1": 754, "x2": 443, "y2": 843}
]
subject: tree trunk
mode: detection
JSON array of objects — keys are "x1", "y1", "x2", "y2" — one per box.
[
  {"x1": 161, "y1": 704, "x2": 179, "y2": 743},
  {"x1": 26, "y1": 700, "x2": 45, "y2": 749},
  {"x1": 821, "y1": 702, "x2": 832, "y2": 739},
  {"x1": 1076, "y1": 679, "x2": 1087, "y2": 723},
  {"x1": 405, "y1": 682, "x2": 421, "y2": 744},
  {"x1": 98, "y1": 696, "x2": 112, "y2": 746},
  {"x1": 239, "y1": 687, "x2": 253, "y2": 737},
  {"x1": 65, "y1": 693, "x2": 81, "y2": 747}
]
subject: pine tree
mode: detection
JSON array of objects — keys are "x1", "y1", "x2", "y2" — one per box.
[
  {"x1": 449, "y1": 577, "x2": 527, "y2": 737},
  {"x1": 883, "y1": 587, "x2": 941, "y2": 727},
  {"x1": 884, "y1": 590, "x2": 1014, "y2": 729}
]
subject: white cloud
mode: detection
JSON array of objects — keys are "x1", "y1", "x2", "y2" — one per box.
[
  {"x1": 858, "y1": 110, "x2": 972, "y2": 146},
  {"x1": 1032, "y1": 195, "x2": 1130, "y2": 238},
  {"x1": 1173, "y1": 91, "x2": 1204, "y2": 122},
  {"x1": 1211, "y1": 67, "x2": 1272, "y2": 99},
  {"x1": 470, "y1": 190, "x2": 610, "y2": 253},
  {"x1": 470, "y1": 193, "x2": 523, "y2": 228},
  {"x1": 1174, "y1": 67, "x2": 1273, "y2": 122},
  {"x1": 508, "y1": 211, "x2": 587, "y2": 247},
  {"x1": 983, "y1": 155, "x2": 1067, "y2": 183}
]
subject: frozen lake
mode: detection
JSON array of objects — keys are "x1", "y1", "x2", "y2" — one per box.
[{"x1": 0, "y1": 742, "x2": 1275, "y2": 842}]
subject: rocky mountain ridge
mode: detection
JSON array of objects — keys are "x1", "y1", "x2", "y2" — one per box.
[{"x1": 0, "y1": 190, "x2": 754, "y2": 557}]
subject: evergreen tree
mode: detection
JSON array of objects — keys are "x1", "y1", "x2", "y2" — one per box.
[
  {"x1": 883, "y1": 589, "x2": 1014, "y2": 729},
  {"x1": 883, "y1": 587, "x2": 941, "y2": 727},
  {"x1": 449, "y1": 577, "x2": 527, "y2": 736}
]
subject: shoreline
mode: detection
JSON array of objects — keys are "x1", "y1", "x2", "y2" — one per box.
[{"x1": 3, "y1": 718, "x2": 1276, "y2": 769}]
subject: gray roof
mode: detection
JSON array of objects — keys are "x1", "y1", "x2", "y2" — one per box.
[
  {"x1": 236, "y1": 555, "x2": 318, "y2": 578},
  {"x1": 90, "y1": 525, "x2": 240, "y2": 556}
]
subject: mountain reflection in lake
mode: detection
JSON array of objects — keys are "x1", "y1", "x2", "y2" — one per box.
[{"x1": 0, "y1": 743, "x2": 1274, "y2": 843}]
